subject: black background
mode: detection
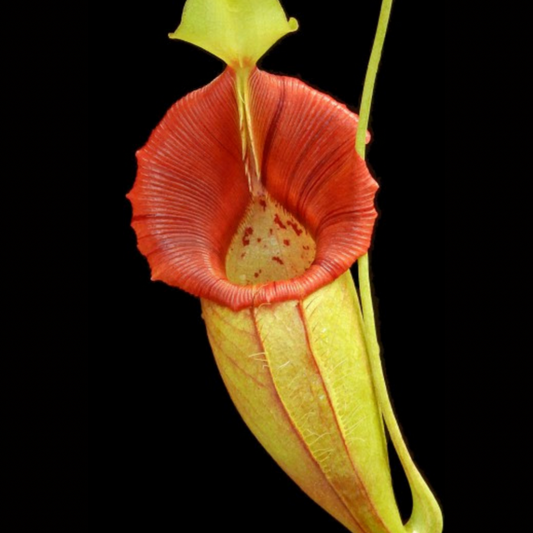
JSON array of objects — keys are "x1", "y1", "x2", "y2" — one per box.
[{"x1": 96, "y1": 1, "x2": 444, "y2": 530}]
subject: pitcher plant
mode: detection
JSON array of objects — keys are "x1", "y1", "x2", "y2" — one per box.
[{"x1": 127, "y1": 1, "x2": 443, "y2": 532}]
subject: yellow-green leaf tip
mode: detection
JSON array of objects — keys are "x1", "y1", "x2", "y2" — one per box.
[{"x1": 169, "y1": 0, "x2": 298, "y2": 69}]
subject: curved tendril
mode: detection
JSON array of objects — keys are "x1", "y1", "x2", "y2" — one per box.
[{"x1": 356, "y1": 1, "x2": 443, "y2": 532}]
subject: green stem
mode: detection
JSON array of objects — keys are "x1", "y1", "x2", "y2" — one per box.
[
  {"x1": 356, "y1": 2, "x2": 443, "y2": 533},
  {"x1": 355, "y1": 1, "x2": 392, "y2": 159}
]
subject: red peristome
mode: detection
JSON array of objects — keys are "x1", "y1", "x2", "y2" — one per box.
[{"x1": 128, "y1": 67, "x2": 378, "y2": 311}]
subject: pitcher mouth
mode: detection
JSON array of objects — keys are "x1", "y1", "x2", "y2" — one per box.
[{"x1": 128, "y1": 67, "x2": 378, "y2": 311}]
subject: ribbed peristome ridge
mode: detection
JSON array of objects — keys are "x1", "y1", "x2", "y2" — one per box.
[{"x1": 128, "y1": 67, "x2": 378, "y2": 310}]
